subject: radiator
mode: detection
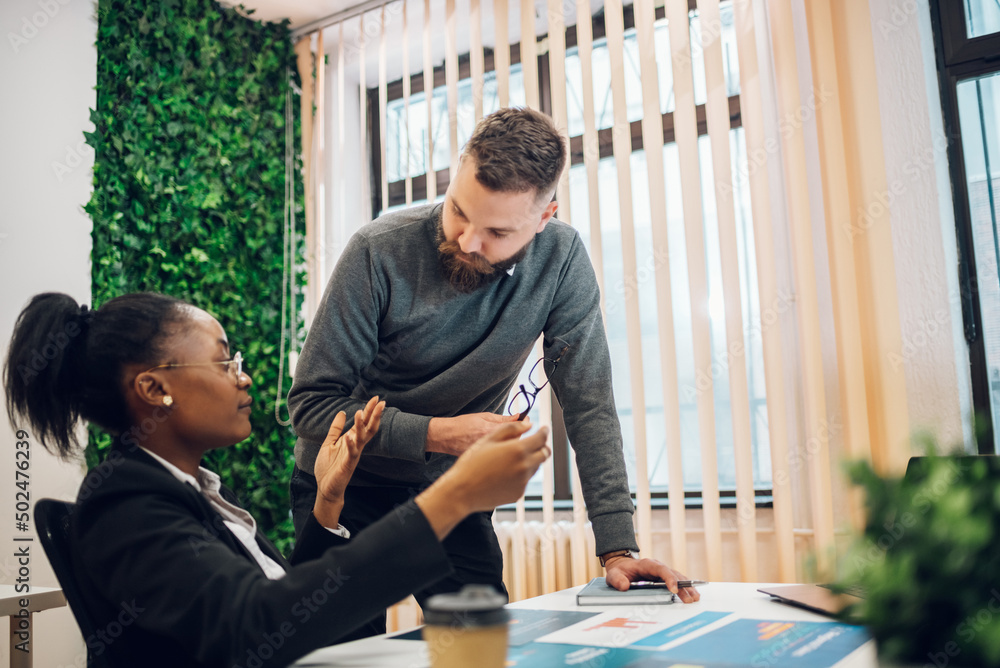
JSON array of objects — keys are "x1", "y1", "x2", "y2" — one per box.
[
  {"x1": 385, "y1": 520, "x2": 601, "y2": 632},
  {"x1": 495, "y1": 519, "x2": 602, "y2": 602}
]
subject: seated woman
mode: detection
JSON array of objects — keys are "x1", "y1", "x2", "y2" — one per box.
[{"x1": 3, "y1": 292, "x2": 550, "y2": 668}]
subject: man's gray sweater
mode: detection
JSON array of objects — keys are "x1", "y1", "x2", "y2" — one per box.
[{"x1": 287, "y1": 203, "x2": 638, "y2": 554}]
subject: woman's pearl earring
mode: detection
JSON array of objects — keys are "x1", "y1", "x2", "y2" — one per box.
[{"x1": 163, "y1": 395, "x2": 174, "y2": 407}]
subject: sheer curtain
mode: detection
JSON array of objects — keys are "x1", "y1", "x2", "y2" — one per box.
[{"x1": 292, "y1": 0, "x2": 914, "y2": 616}]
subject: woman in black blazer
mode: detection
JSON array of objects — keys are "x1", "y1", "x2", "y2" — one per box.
[{"x1": 4, "y1": 292, "x2": 550, "y2": 667}]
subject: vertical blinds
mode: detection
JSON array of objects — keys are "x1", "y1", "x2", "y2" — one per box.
[{"x1": 294, "y1": 0, "x2": 913, "y2": 590}]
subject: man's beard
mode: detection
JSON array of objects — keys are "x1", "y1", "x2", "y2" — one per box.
[{"x1": 436, "y1": 220, "x2": 531, "y2": 293}]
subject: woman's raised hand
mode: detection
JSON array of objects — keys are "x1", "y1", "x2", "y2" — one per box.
[{"x1": 312, "y1": 396, "x2": 385, "y2": 528}]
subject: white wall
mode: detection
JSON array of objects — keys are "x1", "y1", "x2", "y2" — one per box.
[
  {"x1": 868, "y1": 0, "x2": 973, "y2": 450},
  {"x1": 0, "y1": 0, "x2": 94, "y2": 664}
]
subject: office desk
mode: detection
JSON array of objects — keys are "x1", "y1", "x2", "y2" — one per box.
[
  {"x1": 292, "y1": 582, "x2": 877, "y2": 667},
  {"x1": 0, "y1": 585, "x2": 66, "y2": 668}
]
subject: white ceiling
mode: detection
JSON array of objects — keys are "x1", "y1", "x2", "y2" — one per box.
[
  {"x1": 225, "y1": 0, "x2": 365, "y2": 30},
  {"x1": 230, "y1": 0, "x2": 608, "y2": 35},
  {"x1": 226, "y1": 0, "x2": 608, "y2": 87}
]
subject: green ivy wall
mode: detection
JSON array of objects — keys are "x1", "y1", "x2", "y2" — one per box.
[{"x1": 86, "y1": 0, "x2": 304, "y2": 552}]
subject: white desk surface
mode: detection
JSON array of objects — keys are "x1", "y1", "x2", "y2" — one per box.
[
  {"x1": 0, "y1": 585, "x2": 65, "y2": 617},
  {"x1": 292, "y1": 582, "x2": 877, "y2": 667}
]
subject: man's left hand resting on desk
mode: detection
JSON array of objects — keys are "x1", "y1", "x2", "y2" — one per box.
[
  {"x1": 312, "y1": 395, "x2": 386, "y2": 529},
  {"x1": 604, "y1": 555, "x2": 701, "y2": 604}
]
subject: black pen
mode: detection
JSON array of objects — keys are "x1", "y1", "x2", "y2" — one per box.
[{"x1": 629, "y1": 580, "x2": 708, "y2": 589}]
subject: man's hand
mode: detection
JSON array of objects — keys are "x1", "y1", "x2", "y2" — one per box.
[
  {"x1": 426, "y1": 412, "x2": 520, "y2": 456},
  {"x1": 604, "y1": 556, "x2": 701, "y2": 604},
  {"x1": 313, "y1": 396, "x2": 385, "y2": 528}
]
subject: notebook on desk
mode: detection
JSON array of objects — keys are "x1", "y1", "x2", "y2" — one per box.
[
  {"x1": 576, "y1": 578, "x2": 677, "y2": 605},
  {"x1": 760, "y1": 454, "x2": 1000, "y2": 617}
]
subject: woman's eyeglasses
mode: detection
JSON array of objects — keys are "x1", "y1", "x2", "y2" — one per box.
[
  {"x1": 143, "y1": 351, "x2": 245, "y2": 386},
  {"x1": 507, "y1": 346, "x2": 569, "y2": 420}
]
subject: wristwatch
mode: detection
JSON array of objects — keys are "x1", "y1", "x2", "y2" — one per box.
[{"x1": 599, "y1": 549, "x2": 638, "y2": 567}]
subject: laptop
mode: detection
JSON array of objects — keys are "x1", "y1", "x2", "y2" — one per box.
[
  {"x1": 757, "y1": 583, "x2": 864, "y2": 616},
  {"x1": 758, "y1": 454, "x2": 999, "y2": 616}
]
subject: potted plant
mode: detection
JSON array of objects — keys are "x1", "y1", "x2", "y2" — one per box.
[{"x1": 836, "y1": 451, "x2": 1000, "y2": 667}]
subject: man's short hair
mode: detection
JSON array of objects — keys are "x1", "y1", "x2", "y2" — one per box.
[{"x1": 461, "y1": 107, "x2": 567, "y2": 201}]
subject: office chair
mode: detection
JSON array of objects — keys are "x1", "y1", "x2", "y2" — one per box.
[{"x1": 34, "y1": 499, "x2": 115, "y2": 668}]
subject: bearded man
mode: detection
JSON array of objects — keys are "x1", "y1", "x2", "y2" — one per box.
[{"x1": 287, "y1": 108, "x2": 698, "y2": 643}]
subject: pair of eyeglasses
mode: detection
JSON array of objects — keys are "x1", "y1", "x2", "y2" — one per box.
[
  {"x1": 143, "y1": 351, "x2": 245, "y2": 386},
  {"x1": 507, "y1": 346, "x2": 569, "y2": 421}
]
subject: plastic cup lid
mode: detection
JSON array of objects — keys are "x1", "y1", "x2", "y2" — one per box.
[{"x1": 423, "y1": 585, "x2": 509, "y2": 627}]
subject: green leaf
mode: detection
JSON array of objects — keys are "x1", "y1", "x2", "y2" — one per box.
[
  {"x1": 837, "y1": 450, "x2": 1000, "y2": 666},
  {"x1": 87, "y1": 0, "x2": 302, "y2": 552}
]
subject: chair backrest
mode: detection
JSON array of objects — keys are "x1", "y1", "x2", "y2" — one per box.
[{"x1": 34, "y1": 499, "x2": 114, "y2": 668}]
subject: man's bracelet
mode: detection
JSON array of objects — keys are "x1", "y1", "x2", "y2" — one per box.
[{"x1": 599, "y1": 549, "x2": 638, "y2": 567}]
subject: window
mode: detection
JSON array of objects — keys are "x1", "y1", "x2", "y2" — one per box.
[
  {"x1": 372, "y1": 1, "x2": 772, "y2": 502},
  {"x1": 932, "y1": 0, "x2": 1000, "y2": 452},
  {"x1": 964, "y1": 0, "x2": 1000, "y2": 38}
]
